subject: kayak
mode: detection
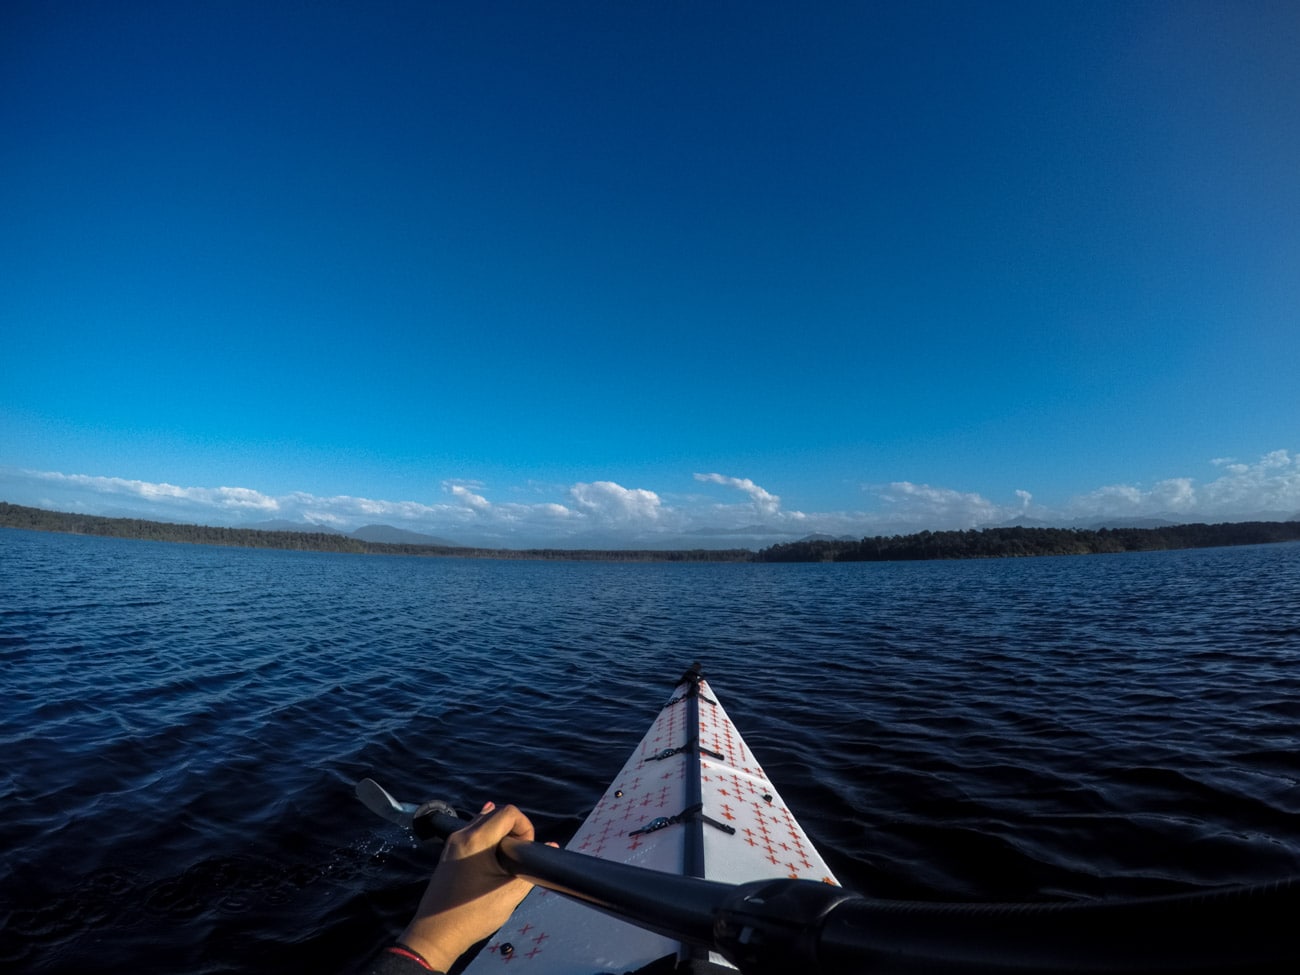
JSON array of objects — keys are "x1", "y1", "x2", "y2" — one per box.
[
  {"x1": 359, "y1": 664, "x2": 1300, "y2": 974},
  {"x1": 461, "y1": 662, "x2": 836, "y2": 973}
]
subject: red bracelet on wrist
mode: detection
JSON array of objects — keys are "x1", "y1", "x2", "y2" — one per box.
[{"x1": 385, "y1": 944, "x2": 435, "y2": 971}]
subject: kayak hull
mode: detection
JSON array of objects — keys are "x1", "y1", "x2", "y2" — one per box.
[{"x1": 464, "y1": 667, "x2": 837, "y2": 973}]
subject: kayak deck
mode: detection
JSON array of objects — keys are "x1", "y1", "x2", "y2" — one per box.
[{"x1": 464, "y1": 666, "x2": 837, "y2": 973}]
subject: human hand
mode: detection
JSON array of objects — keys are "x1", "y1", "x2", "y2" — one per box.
[{"x1": 398, "y1": 801, "x2": 542, "y2": 972}]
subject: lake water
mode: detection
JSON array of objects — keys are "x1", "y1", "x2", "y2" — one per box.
[{"x1": 2, "y1": 528, "x2": 1298, "y2": 973}]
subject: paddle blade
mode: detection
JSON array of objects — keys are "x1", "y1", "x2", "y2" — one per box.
[{"x1": 356, "y1": 777, "x2": 421, "y2": 829}]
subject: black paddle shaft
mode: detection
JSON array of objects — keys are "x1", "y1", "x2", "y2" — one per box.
[{"x1": 413, "y1": 803, "x2": 1300, "y2": 974}]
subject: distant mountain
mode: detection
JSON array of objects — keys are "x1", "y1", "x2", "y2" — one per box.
[
  {"x1": 1079, "y1": 511, "x2": 1300, "y2": 530},
  {"x1": 350, "y1": 524, "x2": 457, "y2": 546},
  {"x1": 481, "y1": 527, "x2": 766, "y2": 551},
  {"x1": 1078, "y1": 516, "x2": 1182, "y2": 530},
  {"x1": 246, "y1": 519, "x2": 344, "y2": 534},
  {"x1": 685, "y1": 524, "x2": 777, "y2": 536},
  {"x1": 797, "y1": 532, "x2": 858, "y2": 542},
  {"x1": 990, "y1": 517, "x2": 1055, "y2": 529}
]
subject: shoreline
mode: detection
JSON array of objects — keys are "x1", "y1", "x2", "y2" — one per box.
[{"x1": 4, "y1": 501, "x2": 1299, "y2": 563}]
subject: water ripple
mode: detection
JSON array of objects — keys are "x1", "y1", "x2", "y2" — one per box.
[{"x1": 2, "y1": 531, "x2": 1298, "y2": 972}]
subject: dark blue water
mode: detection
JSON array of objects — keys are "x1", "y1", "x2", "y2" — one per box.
[{"x1": 2, "y1": 529, "x2": 1298, "y2": 973}]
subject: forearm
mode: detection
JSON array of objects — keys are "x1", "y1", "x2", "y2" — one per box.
[{"x1": 396, "y1": 917, "x2": 463, "y2": 974}]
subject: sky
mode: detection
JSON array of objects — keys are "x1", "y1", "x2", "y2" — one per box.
[{"x1": 2, "y1": 1, "x2": 1298, "y2": 549}]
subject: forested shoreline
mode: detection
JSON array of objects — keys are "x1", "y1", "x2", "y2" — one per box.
[
  {"x1": 3, "y1": 500, "x2": 1297, "y2": 563},
  {"x1": 754, "y1": 521, "x2": 1300, "y2": 562}
]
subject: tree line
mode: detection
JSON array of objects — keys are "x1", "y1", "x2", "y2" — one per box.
[
  {"x1": 753, "y1": 521, "x2": 1300, "y2": 562},
  {"x1": 3, "y1": 501, "x2": 1297, "y2": 563}
]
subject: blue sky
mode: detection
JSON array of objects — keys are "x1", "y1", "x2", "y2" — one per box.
[{"x1": 3, "y1": 1, "x2": 1298, "y2": 548}]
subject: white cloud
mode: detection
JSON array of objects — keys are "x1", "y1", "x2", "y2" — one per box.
[
  {"x1": 1200, "y1": 449, "x2": 1298, "y2": 513},
  {"x1": 568, "y1": 481, "x2": 664, "y2": 523},
  {"x1": 1150, "y1": 477, "x2": 1196, "y2": 509},
  {"x1": 5, "y1": 448, "x2": 1296, "y2": 549},
  {"x1": 1078, "y1": 483, "x2": 1143, "y2": 507},
  {"x1": 1260, "y1": 449, "x2": 1292, "y2": 470},
  {"x1": 693, "y1": 473, "x2": 781, "y2": 517},
  {"x1": 1066, "y1": 450, "x2": 1300, "y2": 521},
  {"x1": 446, "y1": 482, "x2": 491, "y2": 510},
  {"x1": 30, "y1": 471, "x2": 282, "y2": 513},
  {"x1": 281, "y1": 491, "x2": 459, "y2": 523},
  {"x1": 213, "y1": 486, "x2": 281, "y2": 511},
  {"x1": 538, "y1": 503, "x2": 575, "y2": 519},
  {"x1": 875, "y1": 481, "x2": 1005, "y2": 527}
]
